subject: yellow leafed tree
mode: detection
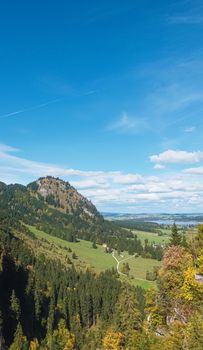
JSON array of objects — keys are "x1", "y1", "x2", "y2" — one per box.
[
  {"x1": 29, "y1": 338, "x2": 40, "y2": 350},
  {"x1": 47, "y1": 319, "x2": 75, "y2": 350},
  {"x1": 181, "y1": 266, "x2": 203, "y2": 301},
  {"x1": 102, "y1": 328, "x2": 124, "y2": 350}
]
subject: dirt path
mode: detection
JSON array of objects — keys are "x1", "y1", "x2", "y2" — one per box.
[
  {"x1": 112, "y1": 251, "x2": 136, "y2": 276},
  {"x1": 111, "y1": 251, "x2": 153, "y2": 282}
]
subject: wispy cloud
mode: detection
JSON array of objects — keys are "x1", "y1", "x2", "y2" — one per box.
[
  {"x1": 153, "y1": 164, "x2": 165, "y2": 170},
  {"x1": 168, "y1": 15, "x2": 203, "y2": 25},
  {"x1": 183, "y1": 126, "x2": 196, "y2": 133},
  {"x1": 107, "y1": 112, "x2": 149, "y2": 133},
  {"x1": 40, "y1": 75, "x2": 98, "y2": 97},
  {"x1": 0, "y1": 99, "x2": 61, "y2": 119},
  {"x1": 73, "y1": 3, "x2": 137, "y2": 25},
  {"x1": 145, "y1": 88, "x2": 203, "y2": 132},
  {"x1": 167, "y1": 1, "x2": 203, "y2": 26},
  {"x1": 0, "y1": 144, "x2": 19, "y2": 153},
  {"x1": 0, "y1": 143, "x2": 143, "y2": 184},
  {"x1": 148, "y1": 87, "x2": 203, "y2": 117},
  {"x1": 133, "y1": 56, "x2": 203, "y2": 133}
]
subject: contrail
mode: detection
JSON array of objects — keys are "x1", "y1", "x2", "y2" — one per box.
[{"x1": 0, "y1": 99, "x2": 61, "y2": 119}]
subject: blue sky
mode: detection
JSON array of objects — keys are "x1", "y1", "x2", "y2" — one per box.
[{"x1": 1, "y1": 0, "x2": 203, "y2": 212}]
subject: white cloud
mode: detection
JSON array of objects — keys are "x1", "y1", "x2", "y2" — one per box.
[
  {"x1": 71, "y1": 179, "x2": 109, "y2": 189},
  {"x1": 153, "y1": 164, "x2": 165, "y2": 170},
  {"x1": 150, "y1": 149, "x2": 203, "y2": 164},
  {"x1": 0, "y1": 144, "x2": 145, "y2": 187},
  {"x1": 183, "y1": 166, "x2": 203, "y2": 175},
  {"x1": 1, "y1": 143, "x2": 203, "y2": 213},
  {"x1": 111, "y1": 173, "x2": 143, "y2": 184}
]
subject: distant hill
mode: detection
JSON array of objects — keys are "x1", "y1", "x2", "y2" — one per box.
[
  {"x1": 0, "y1": 176, "x2": 130, "y2": 242},
  {"x1": 103, "y1": 212, "x2": 203, "y2": 227}
]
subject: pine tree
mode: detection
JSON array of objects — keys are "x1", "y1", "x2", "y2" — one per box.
[
  {"x1": 9, "y1": 323, "x2": 28, "y2": 350},
  {"x1": 170, "y1": 222, "x2": 182, "y2": 246},
  {"x1": 10, "y1": 290, "x2": 21, "y2": 321},
  {"x1": 66, "y1": 256, "x2": 72, "y2": 265},
  {"x1": 72, "y1": 252, "x2": 77, "y2": 259},
  {"x1": 92, "y1": 241, "x2": 97, "y2": 249},
  {"x1": 0, "y1": 310, "x2": 5, "y2": 350},
  {"x1": 47, "y1": 293, "x2": 55, "y2": 335},
  {"x1": 70, "y1": 314, "x2": 83, "y2": 348},
  {"x1": 114, "y1": 285, "x2": 142, "y2": 337},
  {"x1": 48, "y1": 319, "x2": 75, "y2": 350},
  {"x1": 195, "y1": 224, "x2": 203, "y2": 252},
  {"x1": 182, "y1": 234, "x2": 188, "y2": 248}
]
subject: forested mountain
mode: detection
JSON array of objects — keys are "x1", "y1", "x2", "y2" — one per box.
[
  {"x1": 0, "y1": 222, "x2": 203, "y2": 349},
  {"x1": 0, "y1": 177, "x2": 162, "y2": 259},
  {"x1": 0, "y1": 177, "x2": 131, "y2": 243},
  {"x1": 0, "y1": 177, "x2": 203, "y2": 349}
]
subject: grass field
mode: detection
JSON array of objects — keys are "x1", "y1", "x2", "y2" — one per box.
[
  {"x1": 132, "y1": 229, "x2": 170, "y2": 244},
  {"x1": 113, "y1": 251, "x2": 161, "y2": 288},
  {"x1": 27, "y1": 225, "x2": 161, "y2": 289},
  {"x1": 132, "y1": 226, "x2": 194, "y2": 245},
  {"x1": 122, "y1": 256, "x2": 161, "y2": 288},
  {"x1": 27, "y1": 225, "x2": 117, "y2": 272}
]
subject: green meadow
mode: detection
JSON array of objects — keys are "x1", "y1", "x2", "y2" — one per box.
[
  {"x1": 113, "y1": 251, "x2": 161, "y2": 288},
  {"x1": 27, "y1": 225, "x2": 117, "y2": 272},
  {"x1": 27, "y1": 225, "x2": 161, "y2": 289},
  {"x1": 132, "y1": 229, "x2": 170, "y2": 244}
]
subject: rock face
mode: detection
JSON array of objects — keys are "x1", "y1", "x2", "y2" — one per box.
[{"x1": 28, "y1": 176, "x2": 101, "y2": 222}]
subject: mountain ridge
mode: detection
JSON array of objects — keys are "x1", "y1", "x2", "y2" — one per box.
[
  {"x1": 0, "y1": 176, "x2": 129, "y2": 243},
  {"x1": 28, "y1": 176, "x2": 101, "y2": 222}
]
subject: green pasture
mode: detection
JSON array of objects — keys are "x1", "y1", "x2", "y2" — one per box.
[{"x1": 27, "y1": 225, "x2": 162, "y2": 289}]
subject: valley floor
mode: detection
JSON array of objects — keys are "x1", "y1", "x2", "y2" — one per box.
[{"x1": 26, "y1": 225, "x2": 161, "y2": 289}]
